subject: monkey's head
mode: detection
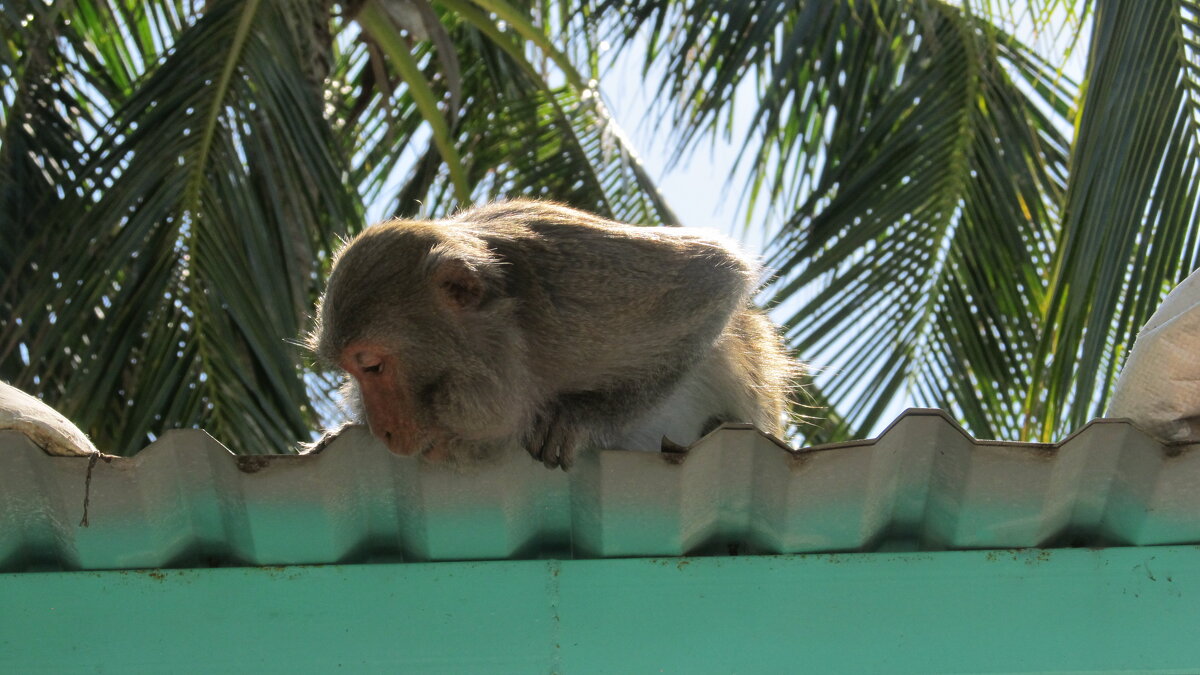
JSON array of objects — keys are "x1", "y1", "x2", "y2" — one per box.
[{"x1": 310, "y1": 221, "x2": 532, "y2": 462}]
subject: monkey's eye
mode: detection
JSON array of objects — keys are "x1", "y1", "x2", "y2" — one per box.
[{"x1": 343, "y1": 349, "x2": 387, "y2": 378}]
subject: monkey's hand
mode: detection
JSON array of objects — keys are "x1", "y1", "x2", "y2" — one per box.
[
  {"x1": 298, "y1": 422, "x2": 354, "y2": 455},
  {"x1": 522, "y1": 408, "x2": 581, "y2": 471}
]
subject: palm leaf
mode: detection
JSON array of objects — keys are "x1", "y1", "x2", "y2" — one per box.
[
  {"x1": 1025, "y1": 0, "x2": 1200, "y2": 440},
  {"x1": 4, "y1": 0, "x2": 360, "y2": 454},
  {"x1": 349, "y1": 0, "x2": 680, "y2": 225},
  {"x1": 597, "y1": 0, "x2": 1076, "y2": 442},
  {"x1": 1, "y1": 0, "x2": 121, "y2": 380}
]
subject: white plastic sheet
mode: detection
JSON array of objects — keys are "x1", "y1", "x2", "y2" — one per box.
[
  {"x1": 0, "y1": 381, "x2": 97, "y2": 456},
  {"x1": 1109, "y1": 268, "x2": 1200, "y2": 441}
]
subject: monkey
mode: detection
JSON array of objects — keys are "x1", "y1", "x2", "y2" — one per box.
[{"x1": 307, "y1": 200, "x2": 798, "y2": 470}]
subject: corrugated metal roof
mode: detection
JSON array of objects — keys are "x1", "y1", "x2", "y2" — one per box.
[{"x1": 2, "y1": 409, "x2": 1197, "y2": 572}]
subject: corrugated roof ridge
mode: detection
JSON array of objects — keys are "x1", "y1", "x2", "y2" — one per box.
[{"x1": 2, "y1": 411, "x2": 1197, "y2": 572}]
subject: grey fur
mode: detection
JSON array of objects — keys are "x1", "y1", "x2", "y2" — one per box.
[{"x1": 308, "y1": 200, "x2": 799, "y2": 469}]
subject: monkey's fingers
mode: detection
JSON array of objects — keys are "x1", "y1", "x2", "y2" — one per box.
[
  {"x1": 521, "y1": 414, "x2": 553, "y2": 465},
  {"x1": 542, "y1": 421, "x2": 577, "y2": 471},
  {"x1": 522, "y1": 412, "x2": 576, "y2": 470}
]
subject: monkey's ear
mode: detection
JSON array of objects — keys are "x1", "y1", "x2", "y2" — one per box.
[{"x1": 433, "y1": 258, "x2": 487, "y2": 311}]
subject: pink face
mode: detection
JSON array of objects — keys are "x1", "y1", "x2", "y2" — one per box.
[
  {"x1": 323, "y1": 236, "x2": 494, "y2": 462},
  {"x1": 339, "y1": 341, "x2": 449, "y2": 461}
]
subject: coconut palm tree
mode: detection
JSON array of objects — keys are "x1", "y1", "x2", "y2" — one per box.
[{"x1": 1, "y1": 0, "x2": 1195, "y2": 454}]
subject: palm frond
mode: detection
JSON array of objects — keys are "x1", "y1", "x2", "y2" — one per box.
[
  {"x1": 769, "y1": 10, "x2": 1073, "y2": 442},
  {"x1": 356, "y1": 0, "x2": 680, "y2": 225},
  {"x1": 1025, "y1": 0, "x2": 1200, "y2": 439},
  {"x1": 2, "y1": 0, "x2": 123, "y2": 380},
  {"x1": 596, "y1": 0, "x2": 1076, "y2": 442},
  {"x1": 3, "y1": 0, "x2": 360, "y2": 454}
]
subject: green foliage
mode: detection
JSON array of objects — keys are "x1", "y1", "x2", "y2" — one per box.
[
  {"x1": 596, "y1": 0, "x2": 1199, "y2": 443},
  {"x1": 1029, "y1": 0, "x2": 1200, "y2": 439},
  {"x1": 1, "y1": 0, "x2": 1196, "y2": 452}
]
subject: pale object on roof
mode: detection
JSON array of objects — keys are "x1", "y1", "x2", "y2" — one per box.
[
  {"x1": 1109, "y1": 267, "x2": 1200, "y2": 441},
  {"x1": 0, "y1": 380, "x2": 97, "y2": 456}
]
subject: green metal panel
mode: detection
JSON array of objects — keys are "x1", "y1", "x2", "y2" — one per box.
[{"x1": 3, "y1": 547, "x2": 1199, "y2": 673}]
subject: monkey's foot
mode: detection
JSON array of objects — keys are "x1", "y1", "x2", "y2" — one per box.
[{"x1": 522, "y1": 412, "x2": 578, "y2": 471}]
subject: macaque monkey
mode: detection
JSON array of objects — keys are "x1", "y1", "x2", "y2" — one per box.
[{"x1": 308, "y1": 200, "x2": 796, "y2": 469}]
